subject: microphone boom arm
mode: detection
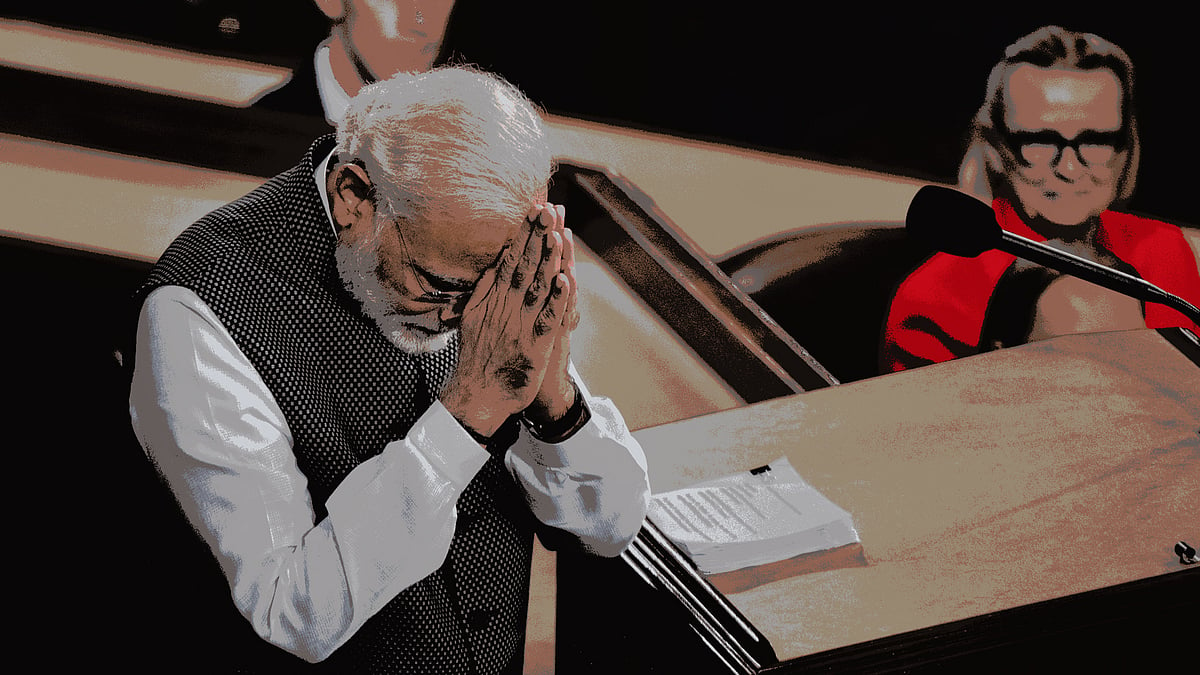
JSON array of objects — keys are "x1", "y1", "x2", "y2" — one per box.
[{"x1": 997, "y1": 230, "x2": 1200, "y2": 325}]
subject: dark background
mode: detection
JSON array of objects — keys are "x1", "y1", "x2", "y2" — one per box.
[{"x1": 7, "y1": 2, "x2": 1195, "y2": 225}]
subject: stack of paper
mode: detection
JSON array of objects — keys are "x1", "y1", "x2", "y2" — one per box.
[{"x1": 648, "y1": 456, "x2": 864, "y2": 592}]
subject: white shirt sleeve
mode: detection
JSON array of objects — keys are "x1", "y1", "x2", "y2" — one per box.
[
  {"x1": 129, "y1": 285, "x2": 649, "y2": 663},
  {"x1": 508, "y1": 366, "x2": 650, "y2": 557}
]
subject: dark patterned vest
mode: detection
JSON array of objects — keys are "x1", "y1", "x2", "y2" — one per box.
[{"x1": 137, "y1": 136, "x2": 533, "y2": 674}]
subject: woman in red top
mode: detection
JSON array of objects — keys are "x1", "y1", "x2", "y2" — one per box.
[{"x1": 883, "y1": 25, "x2": 1200, "y2": 372}]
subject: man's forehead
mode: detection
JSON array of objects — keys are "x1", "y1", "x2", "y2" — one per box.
[
  {"x1": 1004, "y1": 64, "x2": 1123, "y2": 131},
  {"x1": 409, "y1": 208, "x2": 523, "y2": 268}
]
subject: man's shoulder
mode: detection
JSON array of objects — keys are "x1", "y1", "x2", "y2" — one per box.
[
  {"x1": 141, "y1": 142, "x2": 331, "y2": 295},
  {"x1": 181, "y1": 137, "x2": 332, "y2": 243},
  {"x1": 170, "y1": 173, "x2": 295, "y2": 254},
  {"x1": 140, "y1": 217, "x2": 255, "y2": 302}
]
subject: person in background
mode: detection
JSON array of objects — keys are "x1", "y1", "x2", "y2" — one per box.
[
  {"x1": 131, "y1": 65, "x2": 650, "y2": 673},
  {"x1": 883, "y1": 25, "x2": 1200, "y2": 371},
  {"x1": 255, "y1": 0, "x2": 459, "y2": 126}
]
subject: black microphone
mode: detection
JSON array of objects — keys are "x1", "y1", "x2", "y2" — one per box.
[{"x1": 905, "y1": 185, "x2": 1200, "y2": 325}]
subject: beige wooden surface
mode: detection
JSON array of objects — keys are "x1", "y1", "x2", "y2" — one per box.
[
  {"x1": 632, "y1": 328, "x2": 1200, "y2": 661},
  {"x1": 544, "y1": 116, "x2": 926, "y2": 257},
  {"x1": 0, "y1": 18, "x2": 289, "y2": 107}
]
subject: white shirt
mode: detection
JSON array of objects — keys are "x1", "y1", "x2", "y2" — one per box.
[{"x1": 128, "y1": 164, "x2": 651, "y2": 664}]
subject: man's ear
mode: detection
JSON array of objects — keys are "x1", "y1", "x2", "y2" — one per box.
[
  {"x1": 328, "y1": 163, "x2": 375, "y2": 230},
  {"x1": 313, "y1": 0, "x2": 345, "y2": 21}
]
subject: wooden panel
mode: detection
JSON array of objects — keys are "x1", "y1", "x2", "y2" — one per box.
[
  {"x1": 551, "y1": 163, "x2": 837, "y2": 400},
  {"x1": 0, "y1": 133, "x2": 262, "y2": 260},
  {"x1": 545, "y1": 115, "x2": 925, "y2": 257}
]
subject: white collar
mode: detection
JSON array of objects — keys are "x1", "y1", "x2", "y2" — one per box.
[
  {"x1": 314, "y1": 40, "x2": 352, "y2": 127},
  {"x1": 313, "y1": 149, "x2": 339, "y2": 238}
]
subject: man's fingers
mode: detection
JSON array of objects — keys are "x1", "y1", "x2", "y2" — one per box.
[
  {"x1": 463, "y1": 259, "x2": 501, "y2": 315},
  {"x1": 526, "y1": 202, "x2": 544, "y2": 223},
  {"x1": 497, "y1": 210, "x2": 541, "y2": 287},
  {"x1": 538, "y1": 202, "x2": 561, "y2": 233},
  {"x1": 561, "y1": 226, "x2": 576, "y2": 274},
  {"x1": 565, "y1": 272, "x2": 580, "y2": 331},
  {"x1": 506, "y1": 202, "x2": 563, "y2": 291},
  {"x1": 534, "y1": 272, "x2": 570, "y2": 337},
  {"x1": 562, "y1": 270, "x2": 579, "y2": 331},
  {"x1": 512, "y1": 207, "x2": 550, "y2": 289},
  {"x1": 495, "y1": 237, "x2": 521, "y2": 287},
  {"x1": 525, "y1": 231, "x2": 563, "y2": 308},
  {"x1": 557, "y1": 227, "x2": 579, "y2": 330},
  {"x1": 554, "y1": 204, "x2": 566, "y2": 233}
]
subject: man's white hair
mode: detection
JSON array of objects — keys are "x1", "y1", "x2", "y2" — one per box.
[{"x1": 334, "y1": 65, "x2": 554, "y2": 231}]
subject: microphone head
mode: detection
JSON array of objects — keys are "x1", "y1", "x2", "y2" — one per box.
[{"x1": 906, "y1": 185, "x2": 1002, "y2": 257}]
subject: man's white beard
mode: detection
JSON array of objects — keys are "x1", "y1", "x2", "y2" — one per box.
[{"x1": 335, "y1": 238, "x2": 457, "y2": 355}]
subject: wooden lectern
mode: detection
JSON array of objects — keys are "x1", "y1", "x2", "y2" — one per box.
[{"x1": 559, "y1": 327, "x2": 1200, "y2": 672}]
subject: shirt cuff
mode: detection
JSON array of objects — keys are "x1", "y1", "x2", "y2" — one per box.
[{"x1": 406, "y1": 401, "x2": 492, "y2": 488}]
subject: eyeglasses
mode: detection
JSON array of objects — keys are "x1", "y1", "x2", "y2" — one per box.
[
  {"x1": 1004, "y1": 128, "x2": 1125, "y2": 168},
  {"x1": 390, "y1": 218, "x2": 474, "y2": 307}
]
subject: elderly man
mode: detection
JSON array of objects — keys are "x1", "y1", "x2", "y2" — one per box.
[
  {"x1": 130, "y1": 66, "x2": 650, "y2": 673},
  {"x1": 883, "y1": 25, "x2": 1200, "y2": 371}
]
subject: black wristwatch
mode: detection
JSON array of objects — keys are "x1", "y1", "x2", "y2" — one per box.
[{"x1": 521, "y1": 383, "x2": 591, "y2": 443}]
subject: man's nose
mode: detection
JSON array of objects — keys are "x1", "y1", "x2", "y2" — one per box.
[{"x1": 1054, "y1": 146, "x2": 1085, "y2": 180}]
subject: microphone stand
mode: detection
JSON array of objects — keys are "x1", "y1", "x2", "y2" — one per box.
[{"x1": 996, "y1": 230, "x2": 1200, "y2": 325}]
